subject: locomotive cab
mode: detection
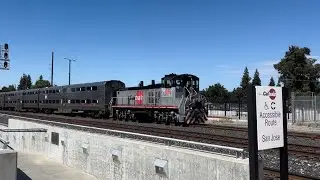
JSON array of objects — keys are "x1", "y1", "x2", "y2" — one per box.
[
  {"x1": 161, "y1": 73, "x2": 199, "y2": 97},
  {"x1": 161, "y1": 74, "x2": 207, "y2": 125}
]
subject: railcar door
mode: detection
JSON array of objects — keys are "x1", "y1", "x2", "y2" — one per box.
[
  {"x1": 58, "y1": 87, "x2": 69, "y2": 113},
  {"x1": 15, "y1": 92, "x2": 22, "y2": 111}
]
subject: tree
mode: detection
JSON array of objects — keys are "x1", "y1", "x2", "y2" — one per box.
[
  {"x1": 1, "y1": 85, "x2": 16, "y2": 92},
  {"x1": 252, "y1": 69, "x2": 261, "y2": 86},
  {"x1": 203, "y1": 83, "x2": 229, "y2": 102},
  {"x1": 27, "y1": 74, "x2": 32, "y2": 89},
  {"x1": 230, "y1": 87, "x2": 243, "y2": 100},
  {"x1": 269, "y1": 77, "x2": 275, "y2": 86},
  {"x1": 18, "y1": 74, "x2": 32, "y2": 90},
  {"x1": 33, "y1": 75, "x2": 51, "y2": 88},
  {"x1": 274, "y1": 45, "x2": 320, "y2": 92},
  {"x1": 239, "y1": 66, "x2": 251, "y2": 98},
  {"x1": 276, "y1": 78, "x2": 281, "y2": 87}
]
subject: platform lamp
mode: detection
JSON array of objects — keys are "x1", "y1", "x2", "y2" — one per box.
[{"x1": 64, "y1": 57, "x2": 76, "y2": 85}]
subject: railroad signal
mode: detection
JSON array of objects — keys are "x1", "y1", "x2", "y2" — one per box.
[
  {"x1": 1, "y1": 43, "x2": 10, "y2": 70},
  {"x1": 3, "y1": 43, "x2": 9, "y2": 60}
]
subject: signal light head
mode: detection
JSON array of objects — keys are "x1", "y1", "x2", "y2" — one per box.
[
  {"x1": 4, "y1": 52, "x2": 8, "y2": 59},
  {"x1": 4, "y1": 43, "x2": 8, "y2": 50},
  {"x1": 3, "y1": 61, "x2": 8, "y2": 68}
]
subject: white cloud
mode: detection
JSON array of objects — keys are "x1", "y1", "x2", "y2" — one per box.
[
  {"x1": 216, "y1": 60, "x2": 279, "y2": 81},
  {"x1": 306, "y1": 55, "x2": 320, "y2": 59}
]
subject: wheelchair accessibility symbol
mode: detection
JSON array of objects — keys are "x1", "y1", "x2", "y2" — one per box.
[
  {"x1": 264, "y1": 101, "x2": 276, "y2": 110},
  {"x1": 264, "y1": 102, "x2": 269, "y2": 110}
]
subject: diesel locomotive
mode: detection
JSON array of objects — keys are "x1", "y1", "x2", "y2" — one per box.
[{"x1": 0, "y1": 73, "x2": 208, "y2": 125}]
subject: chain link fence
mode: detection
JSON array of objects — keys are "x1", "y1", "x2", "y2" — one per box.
[
  {"x1": 291, "y1": 92, "x2": 320, "y2": 124},
  {"x1": 206, "y1": 100, "x2": 248, "y2": 120},
  {"x1": 207, "y1": 91, "x2": 320, "y2": 125}
]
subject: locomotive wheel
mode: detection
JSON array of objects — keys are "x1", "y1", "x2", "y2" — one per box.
[
  {"x1": 165, "y1": 116, "x2": 171, "y2": 126},
  {"x1": 131, "y1": 113, "x2": 136, "y2": 122},
  {"x1": 125, "y1": 113, "x2": 130, "y2": 122},
  {"x1": 174, "y1": 119, "x2": 180, "y2": 126}
]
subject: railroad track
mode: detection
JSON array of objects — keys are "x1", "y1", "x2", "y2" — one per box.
[
  {"x1": 264, "y1": 168, "x2": 317, "y2": 180},
  {"x1": 0, "y1": 111, "x2": 248, "y2": 148},
  {"x1": 1, "y1": 111, "x2": 319, "y2": 179},
  {"x1": 0, "y1": 111, "x2": 319, "y2": 154}
]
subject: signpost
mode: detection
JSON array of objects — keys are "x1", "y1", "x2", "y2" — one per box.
[
  {"x1": 247, "y1": 85, "x2": 288, "y2": 180},
  {"x1": 256, "y1": 86, "x2": 284, "y2": 150}
]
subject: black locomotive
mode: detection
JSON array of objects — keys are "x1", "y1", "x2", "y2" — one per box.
[{"x1": 0, "y1": 73, "x2": 208, "y2": 125}]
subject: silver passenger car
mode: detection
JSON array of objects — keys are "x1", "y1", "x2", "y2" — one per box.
[{"x1": 22, "y1": 89, "x2": 40, "y2": 111}]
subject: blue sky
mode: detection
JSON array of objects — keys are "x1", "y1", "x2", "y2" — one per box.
[{"x1": 1, "y1": 0, "x2": 320, "y2": 91}]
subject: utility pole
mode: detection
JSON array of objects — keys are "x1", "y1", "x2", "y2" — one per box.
[
  {"x1": 51, "y1": 51, "x2": 54, "y2": 86},
  {"x1": 64, "y1": 57, "x2": 76, "y2": 85}
]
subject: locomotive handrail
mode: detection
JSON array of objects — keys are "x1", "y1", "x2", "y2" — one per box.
[
  {"x1": 178, "y1": 95, "x2": 186, "y2": 115},
  {"x1": 0, "y1": 137, "x2": 9, "y2": 149},
  {"x1": 184, "y1": 87, "x2": 191, "y2": 100}
]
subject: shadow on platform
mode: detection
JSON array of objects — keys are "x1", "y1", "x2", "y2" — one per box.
[{"x1": 17, "y1": 168, "x2": 32, "y2": 180}]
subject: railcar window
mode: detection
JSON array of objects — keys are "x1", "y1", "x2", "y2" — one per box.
[
  {"x1": 86, "y1": 87, "x2": 91, "y2": 91},
  {"x1": 80, "y1": 87, "x2": 85, "y2": 91},
  {"x1": 92, "y1": 100, "x2": 98, "y2": 103},
  {"x1": 92, "y1": 86, "x2": 97, "y2": 91},
  {"x1": 51, "y1": 132, "x2": 59, "y2": 146},
  {"x1": 81, "y1": 100, "x2": 85, "y2": 103}
]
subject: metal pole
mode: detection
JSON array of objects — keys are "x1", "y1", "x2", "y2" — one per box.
[
  {"x1": 291, "y1": 92, "x2": 295, "y2": 124},
  {"x1": 51, "y1": 52, "x2": 54, "y2": 86},
  {"x1": 64, "y1": 58, "x2": 76, "y2": 85},
  {"x1": 69, "y1": 59, "x2": 71, "y2": 85},
  {"x1": 280, "y1": 87, "x2": 289, "y2": 180},
  {"x1": 247, "y1": 85, "x2": 259, "y2": 180}
]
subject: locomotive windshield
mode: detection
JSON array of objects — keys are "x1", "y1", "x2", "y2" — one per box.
[{"x1": 161, "y1": 73, "x2": 199, "y2": 92}]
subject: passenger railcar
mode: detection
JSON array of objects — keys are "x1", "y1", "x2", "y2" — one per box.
[
  {"x1": 3, "y1": 91, "x2": 22, "y2": 111},
  {"x1": 56, "y1": 80, "x2": 125, "y2": 117},
  {"x1": 111, "y1": 74, "x2": 208, "y2": 125},
  {"x1": 0, "y1": 92, "x2": 5, "y2": 110},
  {"x1": 0, "y1": 80, "x2": 125, "y2": 118}
]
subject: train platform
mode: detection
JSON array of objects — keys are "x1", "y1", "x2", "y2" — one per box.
[{"x1": 17, "y1": 152, "x2": 97, "y2": 180}]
